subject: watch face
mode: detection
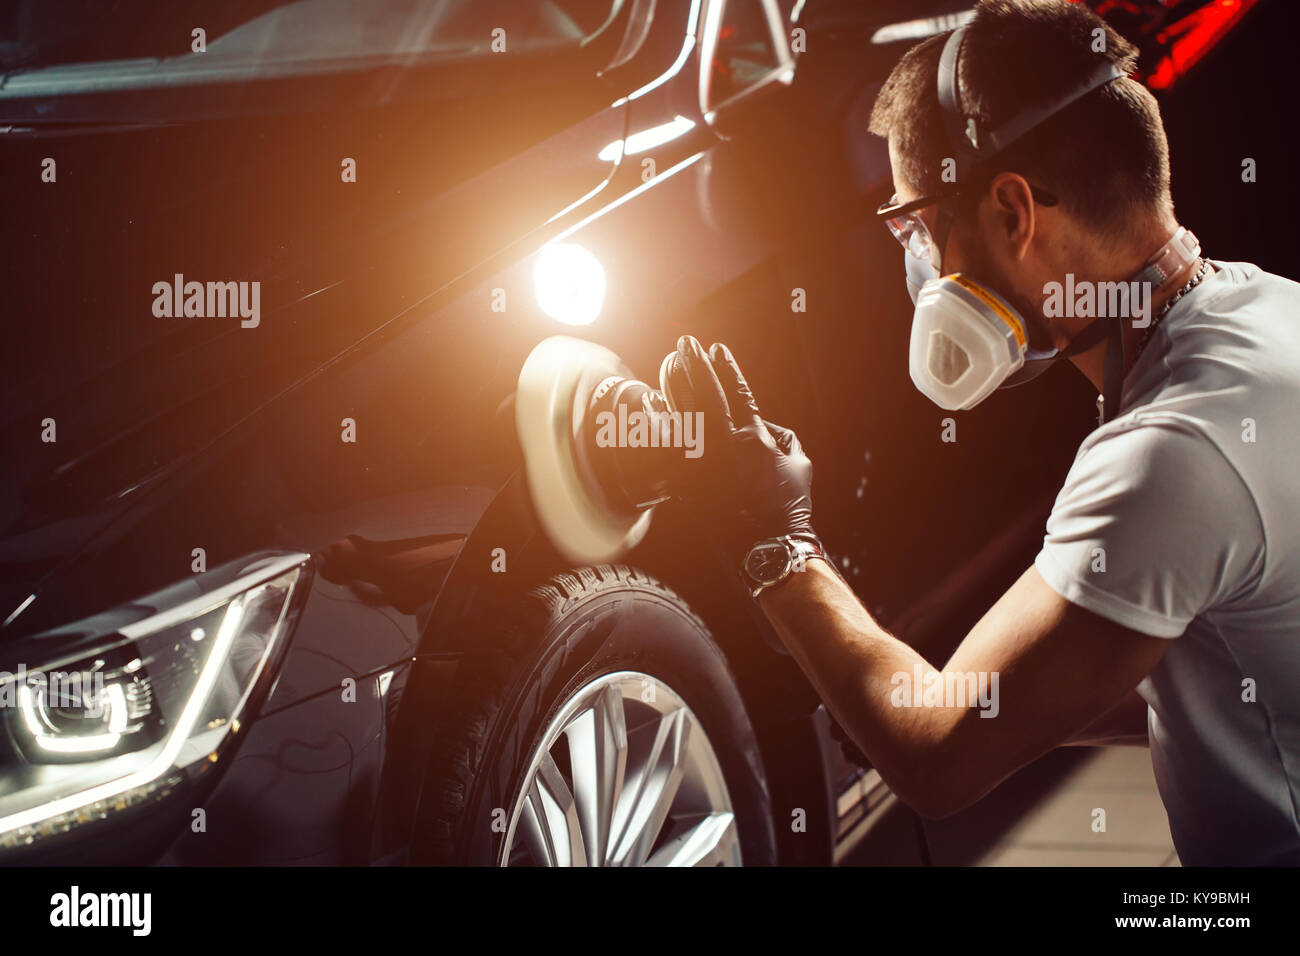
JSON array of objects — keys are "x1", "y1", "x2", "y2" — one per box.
[{"x1": 745, "y1": 542, "x2": 790, "y2": 586}]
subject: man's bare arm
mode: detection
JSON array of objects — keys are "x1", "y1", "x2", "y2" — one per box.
[{"x1": 759, "y1": 560, "x2": 1170, "y2": 817}]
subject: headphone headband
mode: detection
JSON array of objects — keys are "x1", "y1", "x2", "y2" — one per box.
[{"x1": 937, "y1": 25, "x2": 1124, "y2": 178}]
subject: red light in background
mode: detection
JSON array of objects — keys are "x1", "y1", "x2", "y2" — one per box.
[
  {"x1": 1074, "y1": 0, "x2": 1261, "y2": 91},
  {"x1": 1147, "y1": 0, "x2": 1259, "y2": 89}
]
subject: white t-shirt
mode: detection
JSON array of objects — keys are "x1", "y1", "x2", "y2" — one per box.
[{"x1": 1035, "y1": 260, "x2": 1300, "y2": 866}]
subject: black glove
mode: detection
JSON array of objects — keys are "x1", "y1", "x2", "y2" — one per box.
[{"x1": 663, "y1": 335, "x2": 815, "y2": 562}]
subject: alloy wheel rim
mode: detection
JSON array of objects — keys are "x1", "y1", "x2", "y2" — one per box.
[{"x1": 501, "y1": 670, "x2": 741, "y2": 866}]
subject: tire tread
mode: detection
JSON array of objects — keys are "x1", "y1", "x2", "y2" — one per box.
[{"x1": 417, "y1": 564, "x2": 705, "y2": 864}]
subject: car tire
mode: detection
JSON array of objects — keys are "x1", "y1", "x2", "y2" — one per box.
[{"x1": 414, "y1": 565, "x2": 777, "y2": 866}]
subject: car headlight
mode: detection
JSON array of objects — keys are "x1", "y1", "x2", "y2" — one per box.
[{"x1": 0, "y1": 552, "x2": 310, "y2": 851}]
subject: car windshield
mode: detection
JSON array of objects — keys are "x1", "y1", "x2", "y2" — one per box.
[{"x1": 0, "y1": 0, "x2": 619, "y2": 74}]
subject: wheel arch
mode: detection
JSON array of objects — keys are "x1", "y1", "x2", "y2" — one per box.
[{"x1": 409, "y1": 472, "x2": 839, "y2": 863}]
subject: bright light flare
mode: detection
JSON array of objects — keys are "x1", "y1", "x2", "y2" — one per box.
[
  {"x1": 598, "y1": 115, "x2": 696, "y2": 162},
  {"x1": 533, "y1": 243, "x2": 606, "y2": 326}
]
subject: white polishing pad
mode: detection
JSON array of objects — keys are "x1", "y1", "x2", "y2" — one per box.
[{"x1": 516, "y1": 336, "x2": 653, "y2": 564}]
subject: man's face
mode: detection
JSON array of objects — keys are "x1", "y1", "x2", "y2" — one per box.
[{"x1": 887, "y1": 134, "x2": 1066, "y2": 352}]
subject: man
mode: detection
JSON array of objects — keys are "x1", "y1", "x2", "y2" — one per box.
[{"x1": 666, "y1": 0, "x2": 1300, "y2": 865}]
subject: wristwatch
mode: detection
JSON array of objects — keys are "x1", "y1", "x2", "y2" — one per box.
[{"x1": 742, "y1": 534, "x2": 828, "y2": 599}]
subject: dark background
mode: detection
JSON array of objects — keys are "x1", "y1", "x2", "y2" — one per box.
[{"x1": 1160, "y1": 0, "x2": 1298, "y2": 276}]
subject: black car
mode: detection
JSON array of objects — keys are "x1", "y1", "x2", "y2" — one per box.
[{"x1": 0, "y1": 0, "x2": 1252, "y2": 866}]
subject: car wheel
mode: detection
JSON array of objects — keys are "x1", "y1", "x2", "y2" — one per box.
[{"x1": 415, "y1": 565, "x2": 777, "y2": 866}]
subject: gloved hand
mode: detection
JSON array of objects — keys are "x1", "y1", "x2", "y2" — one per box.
[{"x1": 662, "y1": 335, "x2": 816, "y2": 563}]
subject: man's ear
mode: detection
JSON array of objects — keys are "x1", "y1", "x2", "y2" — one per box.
[{"x1": 987, "y1": 172, "x2": 1036, "y2": 262}]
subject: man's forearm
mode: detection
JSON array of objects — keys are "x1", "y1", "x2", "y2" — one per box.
[{"x1": 758, "y1": 559, "x2": 973, "y2": 816}]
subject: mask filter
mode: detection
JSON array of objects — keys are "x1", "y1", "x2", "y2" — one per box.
[{"x1": 909, "y1": 273, "x2": 1028, "y2": 411}]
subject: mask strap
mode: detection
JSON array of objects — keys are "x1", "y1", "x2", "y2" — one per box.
[
  {"x1": 1062, "y1": 226, "x2": 1198, "y2": 423},
  {"x1": 1039, "y1": 315, "x2": 1123, "y2": 424},
  {"x1": 1133, "y1": 227, "x2": 1201, "y2": 289},
  {"x1": 937, "y1": 25, "x2": 1123, "y2": 180},
  {"x1": 933, "y1": 200, "x2": 960, "y2": 274},
  {"x1": 1055, "y1": 314, "x2": 1113, "y2": 359},
  {"x1": 1099, "y1": 318, "x2": 1125, "y2": 426}
]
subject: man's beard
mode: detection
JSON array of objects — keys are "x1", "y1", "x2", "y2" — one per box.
[{"x1": 961, "y1": 241, "x2": 1057, "y2": 352}]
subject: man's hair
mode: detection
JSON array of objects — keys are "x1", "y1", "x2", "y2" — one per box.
[{"x1": 869, "y1": 0, "x2": 1173, "y2": 235}]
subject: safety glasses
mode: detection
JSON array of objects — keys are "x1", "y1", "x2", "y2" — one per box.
[{"x1": 876, "y1": 184, "x2": 1059, "y2": 272}]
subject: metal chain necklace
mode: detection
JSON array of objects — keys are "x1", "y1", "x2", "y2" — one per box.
[{"x1": 1130, "y1": 257, "x2": 1212, "y2": 370}]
